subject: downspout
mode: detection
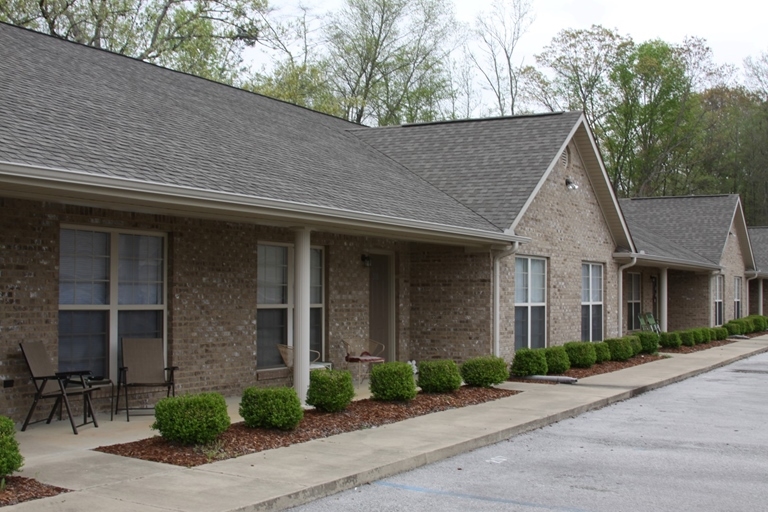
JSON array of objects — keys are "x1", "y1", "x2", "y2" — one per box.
[
  {"x1": 617, "y1": 256, "x2": 638, "y2": 337},
  {"x1": 493, "y1": 242, "x2": 520, "y2": 357}
]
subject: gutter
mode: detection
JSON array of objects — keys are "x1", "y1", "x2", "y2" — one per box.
[
  {"x1": 493, "y1": 242, "x2": 521, "y2": 357},
  {"x1": 613, "y1": 251, "x2": 722, "y2": 272},
  {"x1": 617, "y1": 256, "x2": 637, "y2": 336},
  {"x1": 0, "y1": 161, "x2": 529, "y2": 246}
]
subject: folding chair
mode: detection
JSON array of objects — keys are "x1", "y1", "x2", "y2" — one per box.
[
  {"x1": 19, "y1": 341, "x2": 99, "y2": 435},
  {"x1": 116, "y1": 338, "x2": 177, "y2": 421},
  {"x1": 342, "y1": 339, "x2": 385, "y2": 385},
  {"x1": 277, "y1": 344, "x2": 332, "y2": 384},
  {"x1": 644, "y1": 313, "x2": 662, "y2": 333}
]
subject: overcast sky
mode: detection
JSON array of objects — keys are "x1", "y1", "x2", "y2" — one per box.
[{"x1": 455, "y1": 0, "x2": 766, "y2": 68}]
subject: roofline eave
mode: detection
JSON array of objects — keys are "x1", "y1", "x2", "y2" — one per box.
[
  {"x1": 613, "y1": 252, "x2": 722, "y2": 272},
  {"x1": 0, "y1": 161, "x2": 530, "y2": 247}
]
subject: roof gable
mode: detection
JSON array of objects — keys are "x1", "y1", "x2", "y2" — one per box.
[
  {"x1": 620, "y1": 195, "x2": 755, "y2": 269},
  {"x1": 748, "y1": 227, "x2": 768, "y2": 272}
]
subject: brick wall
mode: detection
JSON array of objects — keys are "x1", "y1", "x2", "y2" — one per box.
[
  {"x1": 719, "y1": 228, "x2": 747, "y2": 323},
  {"x1": 508, "y1": 142, "x2": 620, "y2": 354},
  {"x1": 409, "y1": 245, "x2": 492, "y2": 363},
  {"x1": 667, "y1": 270, "x2": 711, "y2": 330}
]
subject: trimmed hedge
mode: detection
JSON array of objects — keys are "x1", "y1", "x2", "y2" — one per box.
[
  {"x1": 370, "y1": 362, "x2": 417, "y2": 401},
  {"x1": 604, "y1": 338, "x2": 633, "y2": 362},
  {"x1": 152, "y1": 392, "x2": 231, "y2": 445},
  {"x1": 691, "y1": 329, "x2": 705, "y2": 345},
  {"x1": 593, "y1": 342, "x2": 611, "y2": 363},
  {"x1": 627, "y1": 335, "x2": 642, "y2": 356},
  {"x1": 564, "y1": 342, "x2": 596, "y2": 368},
  {"x1": 724, "y1": 322, "x2": 741, "y2": 335},
  {"x1": 510, "y1": 349, "x2": 548, "y2": 377},
  {"x1": 0, "y1": 416, "x2": 23, "y2": 477},
  {"x1": 707, "y1": 328, "x2": 718, "y2": 343},
  {"x1": 417, "y1": 360, "x2": 462, "y2": 393},
  {"x1": 748, "y1": 315, "x2": 767, "y2": 331},
  {"x1": 715, "y1": 327, "x2": 729, "y2": 340},
  {"x1": 659, "y1": 331, "x2": 682, "y2": 349},
  {"x1": 461, "y1": 356, "x2": 509, "y2": 387},
  {"x1": 544, "y1": 346, "x2": 571, "y2": 374},
  {"x1": 678, "y1": 330, "x2": 695, "y2": 347},
  {"x1": 306, "y1": 369, "x2": 355, "y2": 412},
  {"x1": 240, "y1": 387, "x2": 303, "y2": 430},
  {"x1": 636, "y1": 331, "x2": 659, "y2": 354}
]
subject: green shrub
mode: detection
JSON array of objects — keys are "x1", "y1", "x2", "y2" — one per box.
[
  {"x1": 678, "y1": 330, "x2": 695, "y2": 347},
  {"x1": 152, "y1": 392, "x2": 230, "y2": 445},
  {"x1": 733, "y1": 318, "x2": 755, "y2": 334},
  {"x1": 0, "y1": 416, "x2": 23, "y2": 478},
  {"x1": 706, "y1": 328, "x2": 718, "y2": 343},
  {"x1": 715, "y1": 327, "x2": 729, "y2": 340},
  {"x1": 544, "y1": 346, "x2": 571, "y2": 374},
  {"x1": 593, "y1": 342, "x2": 611, "y2": 363},
  {"x1": 659, "y1": 332, "x2": 682, "y2": 349},
  {"x1": 564, "y1": 342, "x2": 597, "y2": 368},
  {"x1": 370, "y1": 362, "x2": 417, "y2": 401},
  {"x1": 690, "y1": 329, "x2": 704, "y2": 345},
  {"x1": 460, "y1": 356, "x2": 510, "y2": 387},
  {"x1": 510, "y1": 349, "x2": 548, "y2": 377},
  {"x1": 240, "y1": 387, "x2": 303, "y2": 430},
  {"x1": 626, "y1": 336, "x2": 642, "y2": 356},
  {"x1": 604, "y1": 338, "x2": 633, "y2": 362},
  {"x1": 306, "y1": 369, "x2": 355, "y2": 412},
  {"x1": 724, "y1": 322, "x2": 741, "y2": 335},
  {"x1": 748, "y1": 315, "x2": 767, "y2": 331},
  {"x1": 697, "y1": 328, "x2": 711, "y2": 344},
  {"x1": 417, "y1": 360, "x2": 462, "y2": 393},
  {"x1": 636, "y1": 331, "x2": 659, "y2": 354}
]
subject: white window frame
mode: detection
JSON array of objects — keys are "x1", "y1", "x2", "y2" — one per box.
[
  {"x1": 58, "y1": 226, "x2": 168, "y2": 380},
  {"x1": 627, "y1": 272, "x2": 642, "y2": 331},
  {"x1": 581, "y1": 263, "x2": 604, "y2": 342},
  {"x1": 514, "y1": 256, "x2": 547, "y2": 349},
  {"x1": 714, "y1": 275, "x2": 724, "y2": 326},
  {"x1": 734, "y1": 276, "x2": 743, "y2": 320},
  {"x1": 256, "y1": 243, "x2": 324, "y2": 368}
]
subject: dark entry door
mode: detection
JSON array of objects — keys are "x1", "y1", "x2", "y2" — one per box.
[{"x1": 369, "y1": 254, "x2": 391, "y2": 359}]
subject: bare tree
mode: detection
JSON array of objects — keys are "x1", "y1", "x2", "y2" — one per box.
[
  {"x1": 468, "y1": 0, "x2": 534, "y2": 116},
  {"x1": 744, "y1": 50, "x2": 768, "y2": 99}
]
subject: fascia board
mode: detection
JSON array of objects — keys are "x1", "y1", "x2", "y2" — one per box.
[
  {"x1": 0, "y1": 161, "x2": 529, "y2": 246},
  {"x1": 613, "y1": 252, "x2": 722, "y2": 272}
]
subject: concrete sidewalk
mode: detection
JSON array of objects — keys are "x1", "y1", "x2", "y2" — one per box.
[{"x1": 11, "y1": 336, "x2": 768, "y2": 511}]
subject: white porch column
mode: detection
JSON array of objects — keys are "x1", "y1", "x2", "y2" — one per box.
[
  {"x1": 293, "y1": 228, "x2": 311, "y2": 403},
  {"x1": 660, "y1": 268, "x2": 668, "y2": 332},
  {"x1": 760, "y1": 279, "x2": 765, "y2": 316}
]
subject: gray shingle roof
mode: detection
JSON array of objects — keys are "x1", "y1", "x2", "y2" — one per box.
[
  {"x1": 0, "y1": 23, "x2": 500, "y2": 234},
  {"x1": 619, "y1": 195, "x2": 740, "y2": 265},
  {"x1": 747, "y1": 227, "x2": 768, "y2": 270},
  {"x1": 350, "y1": 112, "x2": 583, "y2": 230}
]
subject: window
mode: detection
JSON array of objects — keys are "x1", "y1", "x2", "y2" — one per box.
[
  {"x1": 734, "y1": 276, "x2": 743, "y2": 320},
  {"x1": 581, "y1": 263, "x2": 603, "y2": 342},
  {"x1": 627, "y1": 273, "x2": 642, "y2": 331},
  {"x1": 256, "y1": 244, "x2": 324, "y2": 369},
  {"x1": 515, "y1": 257, "x2": 546, "y2": 350},
  {"x1": 58, "y1": 228, "x2": 165, "y2": 378},
  {"x1": 714, "y1": 275, "x2": 724, "y2": 326}
]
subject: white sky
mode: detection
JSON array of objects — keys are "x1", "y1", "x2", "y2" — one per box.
[{"x1": 455, "y1": 0, "x2": 767, "y2": 68}]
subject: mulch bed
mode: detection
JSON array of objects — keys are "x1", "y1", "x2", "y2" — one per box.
[{"x1": 5, "y1": 333, "x2": 763, "y2": 507}]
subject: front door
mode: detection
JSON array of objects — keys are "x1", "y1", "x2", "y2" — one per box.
[{"x1": 369, "y1": 254, "x2": 391, "y2": 360}]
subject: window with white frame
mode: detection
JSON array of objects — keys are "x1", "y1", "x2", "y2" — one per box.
[
  {"x1": 734, "y1": 276, "x2": 743, "y2": 319},
  {"x1": 58, "y1": 228, "x2": 165, "y2": 378},
  {"x1": 256, "y1": 244, "x2": 324, "y2": 369},
  {"x1": 627, "y1": 272, "x2": 642, "y2": 331},
  {"x1": 514, "y1": 257, "x2": 546, "y2": 350},
  {"x1": 714, "y1": 275, "x2": 724, "y2": 326},
  {"x1": 581, "y1": 263, "x2": 603, "y2": 341}
]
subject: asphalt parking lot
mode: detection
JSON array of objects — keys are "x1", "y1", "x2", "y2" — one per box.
[{"x1": 290, "y1": 352, "x2": 768, "y2": 512}]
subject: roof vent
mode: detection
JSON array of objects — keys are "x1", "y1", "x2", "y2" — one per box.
[{"x1": 560, "y1": 147, "x2": 570, "y2": 168}]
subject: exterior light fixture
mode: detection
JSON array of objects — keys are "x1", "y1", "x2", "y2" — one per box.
[
  {"x1": 565, "y1": 177, "x2": 579, "y2": 190},
  {"x1": 361, "y1": 254, "x2": 372, "y2": 267}
]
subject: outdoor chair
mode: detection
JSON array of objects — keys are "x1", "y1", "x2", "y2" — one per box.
[
  {"x1": 277, "y1": 344, "x2": 332, "y2": 384},
  {"x1": 342, "y1": 339, "x2": 385, "y2": 385},
  {"x1": 116, "y1": 338, "x2": 177, "y2": 421},
  {"x1": 19, "y1": 341, "x2": 102, "y2": 435},
  {"x1": 638, "y1": 315, "x2": 649, "y2": 331},
  {"x1": 644, "y1": 313, "x2": 661, "y2": 333}
]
